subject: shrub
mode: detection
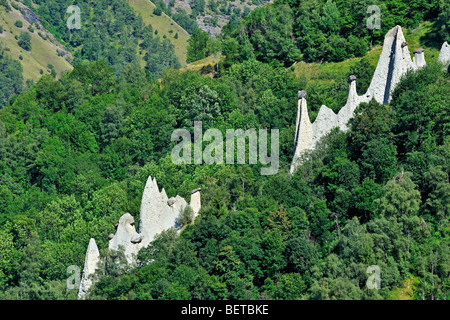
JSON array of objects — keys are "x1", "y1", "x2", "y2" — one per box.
[
  {"x1": 10, "y1": 1, "x2": 19, "y2": 10},
  {"x1": 38, "y1": 32, "x2": 47, "y2": 40},
  {"x1": 17, "y1": 32, "x2": 32, "y2": 51},
  {"x1": 0, "y1": 0, "x2": 11, "y2": 11},
  {"x1": 153, "y1": 7, "x2": 162, "y2": 16},
  {"x1": 177, "y1": 205, "x2": 194, "y2": 227},
  {"x1": 14, "y1": 20, "x2": 23, "y2": 28}
]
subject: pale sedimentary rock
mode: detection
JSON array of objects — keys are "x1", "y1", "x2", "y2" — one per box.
[
  {"x1": 108, "y1": 213, "x2": 141, "y2": 264},
  {"x1": 290, "y1": 95, "x2": 312, "y2": 174},
  {"x1": 190, "y1": 188, "x2": 201, "y2": 218},
  {"x1": 437, "y1": 42, "x2": 450, "y2": 68},
  {"x1": 78, "y1": 176, "x2": 201, "y2": 299},
  {"x1": 413, "y1": 49, "x2": 426, "y2": 69},
  {"x1": 290, "y1": 25, "x2": 448, "y2": 174},
  {"x1": 78, "y1": 238, "x2": 100, "y2": 300},
  {"x1": 138, "y1": 176, "x2": 188, "y2": 248},
  {"x1": 297, "y1": 90, "x2": 307, "y2": 99},
  {"x1": 364, "y1": 25, "x2": 415, "y2": 105}
]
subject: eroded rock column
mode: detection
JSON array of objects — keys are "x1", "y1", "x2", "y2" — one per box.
[
  {"x1": 190, "y1": 188, "x2": 201, "y2": 219},
  {"x1": 78, "y1": 238, "x2": 100, "y2": 300},
  {"x1": 413, "y1": 48, "x2": 426, "y2": 69}
]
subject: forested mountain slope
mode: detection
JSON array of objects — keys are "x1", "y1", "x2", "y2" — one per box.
[
  {"x1": 0, "y1": 0, "x2": 187, "y2": 108},
  {"x1": 0, "y1": 0, "x2": 448, "y2": 300},
  {"x1": 0, "y1": 1, "x2": 73, "y2": 81},
  {"x1": 126, "y1": 0, "x2": 190, "y2": 66}
]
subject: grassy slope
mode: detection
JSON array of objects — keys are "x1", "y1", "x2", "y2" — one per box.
[
  {"x1": 405, "y1": 21, "x2": 442, "y2": 62},
  {"x1": 127, "y1": 0, "x2": 190, "y2": 67},
  {"x1": 184, "y1": 53, "x2": 222, "y2": 74},
  {"x1": 0, "y1": 5, "x2": 73, "y2": 82},
  {"x1": 291, "y1": 44, "x2": 382, "y2": 89}
]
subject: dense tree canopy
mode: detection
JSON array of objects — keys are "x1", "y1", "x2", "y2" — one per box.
[
  {"x1": 0, "y1": 51, "x2": 23, "y2": 108},
  {"x1": 0, "y1": 0, "x2": 448, "y2": 301},
  {"x1": 0, "y1": 56, "x2": 448, "y2": 299},
  {"x1": 226, "y1": 0, "x2": 444, "y2": 65}
]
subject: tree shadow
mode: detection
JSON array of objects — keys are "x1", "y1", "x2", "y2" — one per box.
[{"x1": 420, "y1": 20, "x2": 445, "y2": 50}]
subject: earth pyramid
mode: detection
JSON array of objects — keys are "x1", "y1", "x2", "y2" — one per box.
[
  {"x1": 290, "y1": 26, "x2": 450, "y2": 174},
  {"x1": 77, "y1": 176, "x2": 201, "y2": 299}
]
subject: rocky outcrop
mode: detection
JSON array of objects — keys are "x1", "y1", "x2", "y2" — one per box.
[
  {"x1": 108, "y1": 213, "x2": 141, "y2": 264},
  {"x1": 290, "y1": 25, "x2": 449, "y2": 174},
  {"x1": 437, "y1": 42, "x2": 450, "y2": 68},
  {"x1": 290, "y1": 95, "x2": 313, "y2": 174},
  {"x1": 78, "y1": 176, "x2": 201, "y2": 299},
  {"x1": 364, "y1": 25, "x2": 415, "y2": 105},
  {"x1": 190, "y1": 188, "x2": 201, "y2": 218},
  {"x1": 138, "y1": 176, "x2": 188, "y2": 248},
  {"x1": 78, "y1": 238, "x2": 100, "y2": 300},
  {"x1": 413, "y1": 49, "x2": 426, "y2": 69}
]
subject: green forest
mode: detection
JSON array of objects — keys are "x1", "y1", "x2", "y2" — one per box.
[{"x1": 0, "y1": 0, "x2": 449, "y2": 300}]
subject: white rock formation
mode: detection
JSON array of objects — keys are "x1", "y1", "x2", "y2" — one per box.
[
  {"x1": 190, "y1": 188, "x2": 202, "y2": 219},
  {"x1": 78, "y1": 176, "x2": 201, "y2": 299},
  {"x1": 108, "y1": 213, "x2": 142, "y2": 264},
  {"x1": 364, "y1": 25, "x2": 415, "y2": 105},
  {"x1": 413, "y1": 49, "x2": 426, "y2": 69},
  {"x1": 78, "y1": 238, "x2": 100, "y2": 300},
  {"x1": 290, "y1": 25, "x2": 450, "y2": 174},
  {"x1": 437, "y1": 42, "x2": 450, "y2": 68},
  {"x1": 138, "y1": 176, "x2": 188, "y2": 248},
  {"x1": 290, "y1": 94, "x2": 313, "y2": 174}
]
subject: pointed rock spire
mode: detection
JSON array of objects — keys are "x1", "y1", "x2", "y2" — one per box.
[
  {"x1": 138, "y1": 175, "x2": 191, "y2": 247},
  {"x1": 337, "y1": 75, "x2": 363, "y2": 130},
  {"x1": 160, "y1": 188, "x2": 168, "y2": 203},
  {"x1": 190, "y1": 188, "x2": 201, "y2": 218},
  {"x1": 79, "y1": 176, "x2": 202, "y2": 289},
  {"x1": 366, "y1": 25, "x2": 414, "y2": 104},
  {"x1": 78, "y1": 238, "x2": 100, "y2": 300},
  {"x1": 290, "y1": 94, "x2": 312, "y2": 174}
]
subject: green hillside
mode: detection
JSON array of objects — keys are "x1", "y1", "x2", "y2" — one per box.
[
  {"x1": 0, "y1": 3, "x2": 73, "y2": 82},
  {"x1": 0, "y1": 0, "x2": 449, "y2": 303},
  {"x1": 127, "y1": 0, "x2": 190, "y2": 67}
]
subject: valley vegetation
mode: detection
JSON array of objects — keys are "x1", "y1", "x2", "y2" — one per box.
[{"x1": 0, "y1": 0, "x2": 449, "y2": 300}]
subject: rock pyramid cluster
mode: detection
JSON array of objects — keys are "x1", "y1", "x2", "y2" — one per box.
[
  {"x1": 290, "y1": 26, "x2": 450, "y2": 174},
  {"x1": 77, "y1": 176, "x2": 201, "y2": 299}
]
